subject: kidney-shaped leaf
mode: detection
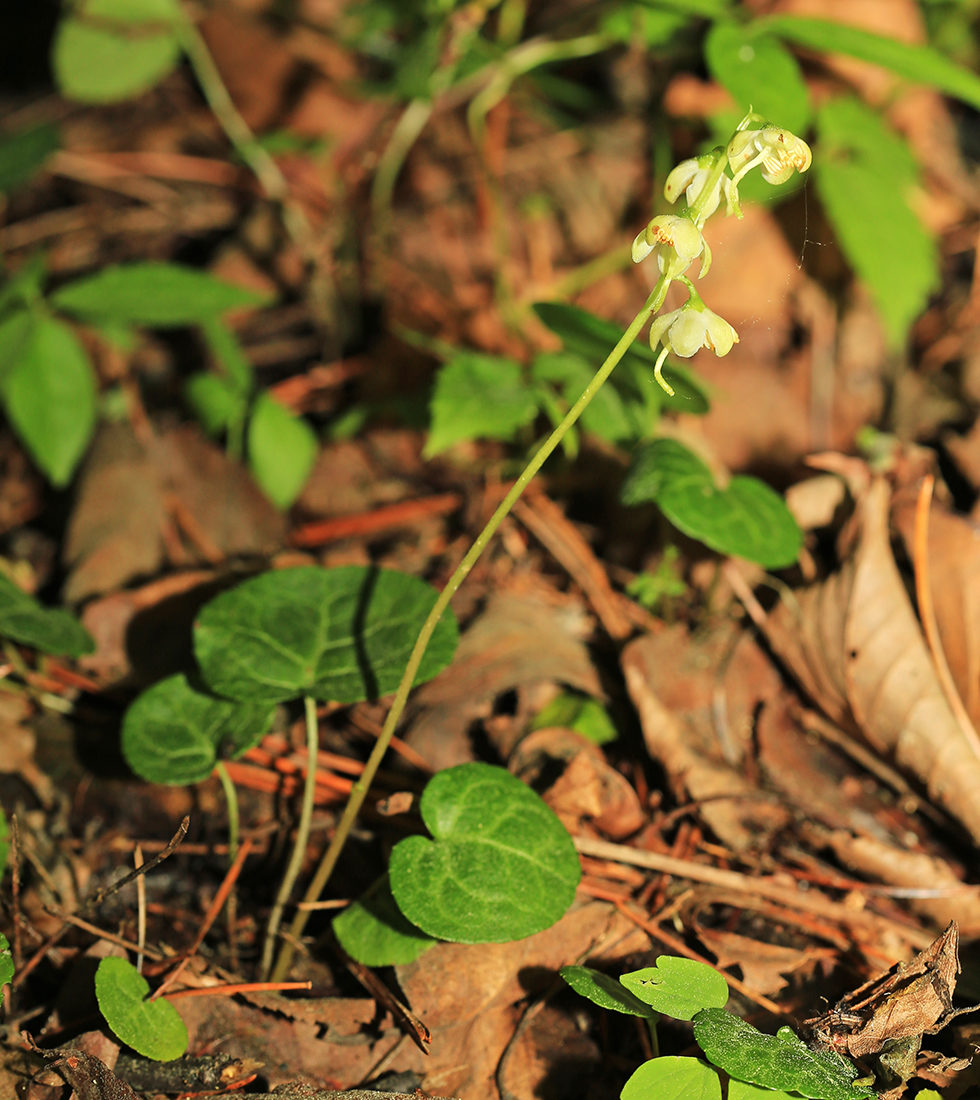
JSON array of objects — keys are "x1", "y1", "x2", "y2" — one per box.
[
  {"x1": 620, "y1": 957, "x2": 728, "y2": 1021},
  {"x1": 621, "y1": 439, "x2": 802, "y2": 569},
  {"x1": 95, "y1": 956, "x2": 188, "y2": 1062},
  {"x1": 0, "y1": 573, "x2": 94, "y2": 657},
  {"x1": 194, "y1": 565, "x2": 458, "y2": 704},
  {"x1": 333, "y1": 874, "x2": 437, "y2": 967},
  {"x1": 622, "y1": 1057, "x2": 721, "y2": 1100},
  {"x1": 692, "y1": 1009, "x2": 875, "y2": 1100},
  {"x1": 388, "y1": 762, "x2": 580, "y2": 943},
  {"x1": 560, "y1": 965, "x2": 653, "y2": 1016},
  {"x1": 122, "y1": 673, "x2": 275, "y2": 785},
  {"x1": 51, "y1": 262, "x2": 266, "y2": 327}
]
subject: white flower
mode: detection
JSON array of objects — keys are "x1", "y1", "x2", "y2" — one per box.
[
  {"x1": 631, "y1": 214, "x2": 710, "y2": 278},
  {"x1": 649, "y1": 305, "x2": 739, "y2": 358},
  {"x1": 726, "y1": 121, "x2": 812, "y2": 216},
  {"x1": 663, "y1": 157, "x2": 732, "y2": 223}
]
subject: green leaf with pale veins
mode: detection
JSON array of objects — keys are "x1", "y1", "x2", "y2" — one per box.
[
  {"x1": 333, "y1": 875, "x2": 436, "y2": 967},
  {"x1": 194, "y1": 565, "x2": 458, "y2": 704},
  {"x1": 122, "y1": 673, "x2": 276, "y2": 785},
  {"x1": 389, "y1": 763, "x2": 580, "y2": 943},
  {"x1": 0, "y1": 573, "x2": 94, "y2": 657},
  {"x1": 692, "y1": 1009, "x2": 876, "y2": 1100}
]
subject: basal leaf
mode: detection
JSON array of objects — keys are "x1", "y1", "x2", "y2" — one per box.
[
  {"x1": 814, "y1": 96, "x2": 938, "y2": 348},
  {"x1": 620, "y1": 956, "x2": 728, "y2": 1021},
  {"x1": 560, "y1": 966, "x2": 653, "y2": 1016},
  {"x1": 424, "y1": 352, "x2": 539, "y2": 457},
  {"x1": 621, "y1": 1057, "x2": 722, "y2": 1100},
  {"x1": 388, "y1": 762, "x2": 580, "y2": 943},
  {"x1": 0, "y1": 932, "x2": 13, "y2": 996},
  {"x1": 705, "y1": 22, "x2": 811, "y2": 134},
  {"x1": 194, "y1": 565, "x2": 458, "y2": 705},
  {"x1": 531, "y1": 302, "x2": 709, "y2": 415},
  {"x1": 122, "y1": 673, "x2": 276, "y2": 785},
  {"x1": 51, "y1": 263, "x2": 266, "y2": 327},
  {"x1": 728, "y1": 1081, "x2": 800, "y2": 1100},
  {"x1": 692, "y1": 1009, "x2": 875, "y2": 1100},
  {"x1": 95, "y1": 957, "x2": 188, "y2": 1062},
  {"x1": 621, "y1": 439, "x2": 802, "y2": 569},
  {"x1": 247, "y1": 392, "x2": 318, "y2": 509},
  {"x1": 1, "y1": 313, "x2": 97, "y2": 487},
  {"x1": 0, "y1": 573, "x2": 94, "y2": 657},
  {"x1": 333, "y1": 875, "x2": 436, "y2": 967},
  {"x1": 0, "y1": 124, "x2": 60, "y2": 195},
  {"x1": 765, "y1": 14, "x2": 980, "y2": 111}
]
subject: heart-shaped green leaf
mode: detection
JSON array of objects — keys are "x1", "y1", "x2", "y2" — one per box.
[
  {"x1": 0, "y1": 573, "x2": 94, "y2": 657},
  {"x1": 333, "y1": 875, "x2": 436, "y2": 967},
  {"x1": 95, "y1": 956, "x2": 188, "y2": 1061},
  {"x1": 620, "y1": 957, "x2": 728, "y2": 1021},
  {"x1": 622, "y1": 1057, "x2": 721, "y2": 1100},
  {"x1": 388, "y1": 763, "x2": 580, "y2": 943},
  {"x1": 621, "y1": 439, "x2": 802, "y2": 569},
  {"x1": 121, "y1": 673, "x2": 275, "y2": 785},
  {"x1": 692, "y1": 1008, "x2": 876, "y2": 1100},
  {"x1": 194, "y1": 565, "x2": 458, "y2": 705},
  {"x1": 560, "y1": 965, "x2": 653, "y2": 1016}
]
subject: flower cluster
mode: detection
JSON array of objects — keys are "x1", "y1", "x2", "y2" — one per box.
[{"x1": 632, "y1": 111, "x2": 811, "y2": 394}]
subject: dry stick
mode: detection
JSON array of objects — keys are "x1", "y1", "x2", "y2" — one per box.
[
  {"x1": 150, "y1": 838, "x2": 254, "y2": 999},
  {"x1": 14, "y1": 816, "x2": 189, "y2": 987},
  {"x1": 913, "y1": 474, "x2": 980, "y2": 762},
  {"x1": 572, "y1": 836, "x2": 935, "y2": 949},
  {"x1": 268, "y1": 279, "x2": 672, "y2": 982}
]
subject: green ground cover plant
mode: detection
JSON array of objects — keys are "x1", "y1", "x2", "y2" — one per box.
[{"x1": 563, "y1": 957, "x2": 881, "y2": 1100}]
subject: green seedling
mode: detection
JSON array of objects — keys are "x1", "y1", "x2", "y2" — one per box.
[
  {"x1": 530, "y1": 691, "x2": 618, "y2": 746},
  {"x1": 334, "y1": 762, "x2": 581, "y2": 966},
  {"x1": 563, "y1": 958, "x2": 876, "y2": 1100},
  {"x1": 0, "y1": 258, "x2": 315, "y2": 505},
  {"x1": 123, "y1": 563, "x2": 459, "y2": 978},
  {"x1": 0, "y1": 932, "x2": 14, "y2": 1003},
  {"x1": 94, "y1": 956, "x2": 188, "y2": 1062}
]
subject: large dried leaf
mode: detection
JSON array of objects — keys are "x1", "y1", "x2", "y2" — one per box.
[
  {"x1": 621, "y1": 623, "x2": 791, "y2": 852},
  {"x1": 766, "y1": 478, "x2": 980, "y2": 845}
]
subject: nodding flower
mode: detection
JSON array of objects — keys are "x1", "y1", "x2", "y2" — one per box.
[
  {"x1": 663, "y1": 155, "x2": 732, "y2": 225},
  {"x1": 726, "y1": 116, "x2": 812, "y2": 216},
  {"x1": 647, "y1": 303, "x2": 739, "y2": 395},
  {"x1": 631, "y1": 215, "x2": 710, "y2": 279}
]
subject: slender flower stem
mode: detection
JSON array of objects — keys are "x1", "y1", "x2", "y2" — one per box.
[
  {"x1": 262, "y1": 695, "x2": 320, "y2": 980},
  {"x1": 269, "y1": 277, "x2": 670, "y2": 982}
]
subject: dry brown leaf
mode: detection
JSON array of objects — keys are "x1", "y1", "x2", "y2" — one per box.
[
  {"x1": 693, "y1": 925, "x2": 832, "y2": 996},
  {"x1": 893, "y1": 500, "x2": 980, "y2": 732},
  {"x1": 621, "y1": 623, "x2": 791, "y2": 851},
  {"x1": 394, "y1": 902, "x2": 631, "y2": 1099},
  {"x1": 827, "y1": 831, "x2": 980, "y2": 938},
  {"x1": 766, "y1": 477, "x2": 980, "y2": 845},
  {"x1": 407, "y1": 590, "x2": 602, "y2": 771},
  {"x1": 63, "y1": 424, "x2": 167, "y2": 604}
]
